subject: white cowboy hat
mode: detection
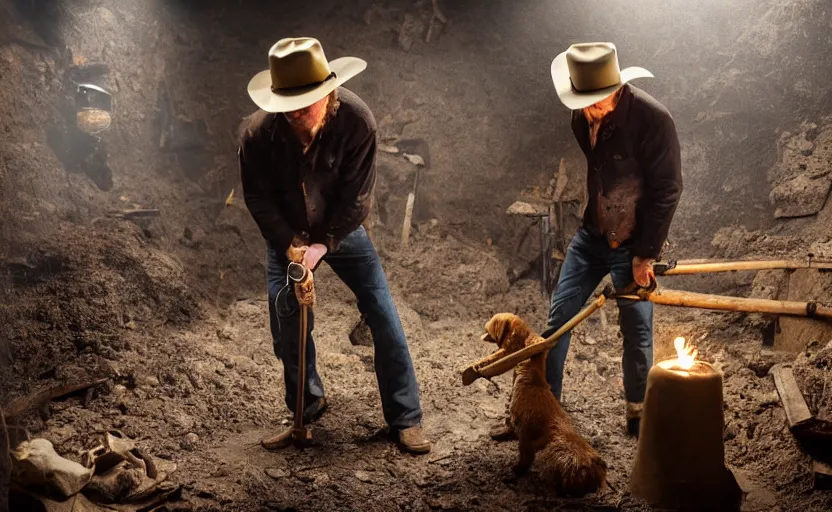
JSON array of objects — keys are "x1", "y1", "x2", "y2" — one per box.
[
  {"x1": 550, "y1": 42, "x2": 653, "y2": 110},
  {"x1": 247, "y1": 37, "x2": 367, "y2": 113}
]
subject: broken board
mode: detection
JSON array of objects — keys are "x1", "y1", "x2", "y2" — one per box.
[
  {"x1": 770, "y1": 364, "x2": 813, "y2": 429},
  {"x1": 814, "y1": 460, "x2": 832, "y2": 490},
  {"x1": 773, "y1": 269, "x2": 832, "y2": 353}
]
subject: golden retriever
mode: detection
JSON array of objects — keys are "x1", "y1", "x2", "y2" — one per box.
[{"x1": 482, "y1": 313, "x2": 607, "y2": 497}]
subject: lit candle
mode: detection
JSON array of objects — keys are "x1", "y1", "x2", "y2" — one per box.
[{"x1": 629, "y1": 337, "x2": 742, "y2": 510}]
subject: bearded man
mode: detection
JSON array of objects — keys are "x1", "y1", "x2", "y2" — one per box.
[
  {"x1": 239, "y1": 37, "x2": 430, "y2": 454},
  {"x1": 493, "y1": 42, "x2": 683, "y2": 439}
]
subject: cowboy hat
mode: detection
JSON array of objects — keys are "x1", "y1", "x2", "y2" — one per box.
[
  {"x1": 247, "y1": 37, "x2": 367, "y2": 113},
  {"x1": 550, "y1": 42, "x2": 653, "y2": 110}
]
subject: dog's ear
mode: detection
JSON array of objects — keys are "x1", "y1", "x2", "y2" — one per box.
[
  {"x1": 495, "y1": 314, "x2": 514, "y2": 348},
  {"x1": 509, "y1": 316, "x2": 531, "y2": 343}
]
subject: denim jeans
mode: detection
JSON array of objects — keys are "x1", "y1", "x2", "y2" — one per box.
[
  {"x1": 542, "y1": 227, "x2": 653, "y2": 404},
  {"x1": 266, "y1": 226, "x2": 423, "y2": 429}
]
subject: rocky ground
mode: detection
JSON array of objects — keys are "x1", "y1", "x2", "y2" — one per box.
[{"x1": 3, "y1": 213, "x2": 832, "y2": 511}]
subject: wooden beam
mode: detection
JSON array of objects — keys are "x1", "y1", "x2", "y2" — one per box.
[
  {"x1": 770, "y1": 365, "x2": 814, "y2": 429},
  {"x1": 618, "y1": 288, "x2": 832, "y2": 319},
  {"x1": 658, "y1": 259, "x2": 832, "y2": 275}
]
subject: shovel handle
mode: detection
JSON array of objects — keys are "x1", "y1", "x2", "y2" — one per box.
[{"x1": 293, "y1": 306, "x2": 309, "y2": 434}]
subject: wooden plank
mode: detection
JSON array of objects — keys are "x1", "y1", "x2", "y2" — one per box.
[
  {"x1": 770, "y1": 364, "x2": 814, "y2": 429},
  {"x1": 813, "y1": 460, "x2": 832, "y2": 490}
]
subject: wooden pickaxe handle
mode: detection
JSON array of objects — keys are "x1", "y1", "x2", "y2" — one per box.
[{"x1": 461, "y1": 294, "x2": 607, "y2": 385}]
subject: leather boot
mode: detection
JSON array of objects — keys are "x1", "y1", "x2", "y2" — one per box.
[{"x1": 397, "y1": 425, "x2": 431, "y2": 455}]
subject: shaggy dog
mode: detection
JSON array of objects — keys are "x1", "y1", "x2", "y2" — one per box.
[{"x1": 482, "y1": 313, "x2": 607, "y2": 497}]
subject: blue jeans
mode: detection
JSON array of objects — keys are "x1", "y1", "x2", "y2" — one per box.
[
  {"x1": 266, "y1": 226, "x2": 423, "y2": 429},
  {"x1": 542, "y1": 227, "x2": 653, "y2": 404}
]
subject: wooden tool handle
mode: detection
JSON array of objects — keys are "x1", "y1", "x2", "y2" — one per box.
[
  {"x1": 294, "y1": 306, "x2": 309, "y2": 434},
  {"x1": 286, "y1": 236, "x2": 308, "y2": 265},
  {"x1": 461, "y1": 294, "x2": 606, "y2": 385},
  {"x1": 619, "y1": 288, "x2": 832, "y2": 319},
  {"x1": 460, "y1": 349, "x2": 507, "y2": 386},
  {"x1": 658, "y1": 259, "x2": 832, "y2": 275}
]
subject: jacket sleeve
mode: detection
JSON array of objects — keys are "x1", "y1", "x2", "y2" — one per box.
[
  {"x1": 323, "y1": 128, "x2": 377, "y2": 251},
  {"x1": 239, "y1": 134, "x2": 296, "y2": 255},
  {"x1": 632, "y1": 112, "x2": 683, "y2": 260}
]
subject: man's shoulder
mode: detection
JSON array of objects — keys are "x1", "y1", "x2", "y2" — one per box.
[
  {"x1": 335, "y1": 87, "x2": 377, "y2": 134},
  {"x1": 628, "y1": 84, "x2": 673, "y2": 123},
  {"x1": 238, "y1": 109, "x2": 274, "y2": 145}
]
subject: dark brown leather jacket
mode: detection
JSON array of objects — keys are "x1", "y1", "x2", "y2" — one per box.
[
  {"x1": 572, "y1": 84, "x2": 683, "y2": 260},
  {"x1": 238, "y1": 87, "x2": 376, "y2": 254}
]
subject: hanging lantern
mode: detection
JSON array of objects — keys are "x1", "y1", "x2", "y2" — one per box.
[{"x1": 75, "y1": 84, "x2": 113, "y2": 135}]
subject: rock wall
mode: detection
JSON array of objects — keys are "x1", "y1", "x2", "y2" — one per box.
[{"x1": 1, "y1": 0, "x2": 831, "y2": 297}]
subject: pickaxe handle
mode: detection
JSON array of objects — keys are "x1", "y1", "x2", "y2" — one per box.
[
  {"x1": 292, "y1": 304, "x2": 311, "y2": 443},
  {"x1": 461, "y1": 294, "x2": 606, "y2": 385}
]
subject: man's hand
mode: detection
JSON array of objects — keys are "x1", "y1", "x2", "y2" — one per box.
[
  {"x1": 632, "y1": 256, "x2": 655, "y2": 288},
  {"x1": 302, "y1": 243, "x2": 328, "y2": 270}
]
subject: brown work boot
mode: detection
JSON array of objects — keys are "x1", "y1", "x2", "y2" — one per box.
[
  {"x1": 302, "y1": 396, "x2": 328, "y2": 424},
  {"x1": 397, "y1": 425, "x2": 431, "y2": 455},
  {"x1": 489, "y1": 419, "x2": 517, "y2": 441},
  {"x1": 626, "y1": 401, "x2": 643, "y2": 439}
]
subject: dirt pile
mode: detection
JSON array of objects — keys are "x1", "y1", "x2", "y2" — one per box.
[{"x1": 0, "y1": 219, "x2": 200, "y2": 399}]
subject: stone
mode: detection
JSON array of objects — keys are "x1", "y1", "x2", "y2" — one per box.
[
  {"x1": 355, "y1": 470, "x2": 374, "y2": 483},
  {"x1": 180, "y1": 433, "x2": 199, "y2": 451},
  {"x1": 11, "y1": 438, "x2": 92, "y2": 498},
  {"x1": 770, "y1": 173, "x2": 832, "y2": 218},
  {"x1": 732, "y1": 468, "x2": 778, "y2": 511},
  {"x1": 312, "y1": 473, "x2": 330, "y2": 489},
  {"x1": 403, "y1": 153, "x2": 425, "y2": 167},
  {"x1": 265, "y1": 468, "x2": 290, "y2": 480}
]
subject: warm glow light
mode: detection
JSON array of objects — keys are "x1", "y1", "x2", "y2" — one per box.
[{"x1": 673, "y1": 336, "x2": 698, "y2": 370}]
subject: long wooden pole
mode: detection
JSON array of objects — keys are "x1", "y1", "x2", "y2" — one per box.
[
  {"x1": 294, "y1": 305, "x2": 308, "y2": 436},
  {"x1": 461, "y1": 294, "x2": 606, "y2": 385},
  {"x1": 618, "y1": 288, "x2": 832, "y2": 319},
  {"x1": 657, "y1": 259, "x2": 832, "y2": 275}
]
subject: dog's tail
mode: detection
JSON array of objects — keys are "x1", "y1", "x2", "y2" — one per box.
[{"x1": 537, "y1": 429, "x2": 608, "y2": 498}]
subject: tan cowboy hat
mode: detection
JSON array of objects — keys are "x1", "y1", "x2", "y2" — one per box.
[
  {"x1": 247, "y1": 37, "x2": 367, "y2": 113},
  {"x1": 550, "y1": 42, "x2": 653, "y2": 110}
]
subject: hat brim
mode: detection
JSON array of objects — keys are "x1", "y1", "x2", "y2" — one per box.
[
  {"x1": 550, "y1": 51, "x2": 654, "y2": 110},
  {"x1": 247, "y1": 56, "x2": 367, "y2": 113}
]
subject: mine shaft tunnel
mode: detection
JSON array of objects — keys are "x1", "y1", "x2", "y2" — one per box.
[{"x1": 1, "y1": 0, "x2": 832, "y2": 511}]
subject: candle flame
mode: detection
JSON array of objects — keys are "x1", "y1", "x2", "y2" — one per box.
[{"x1": 673, "y1": 336, "x2": 698, "y2": 370}]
